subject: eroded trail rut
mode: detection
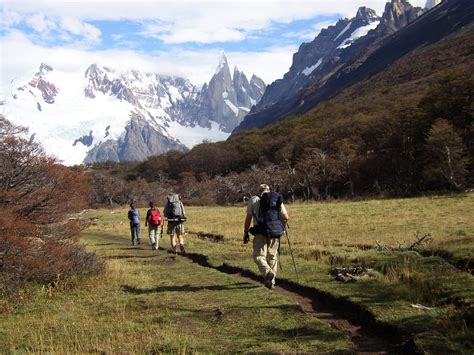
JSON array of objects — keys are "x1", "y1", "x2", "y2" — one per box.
[
  {"x1": 99, "y1": 233, "x2": 415, "y2": 354},
  {"x1": 184, "y1": 252, "x2": 413, "y2": 354}
]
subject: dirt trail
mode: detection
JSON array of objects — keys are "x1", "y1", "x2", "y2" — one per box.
[
  {"x1": 183, "y1": 252, "x2": 414, "y2": 354},
  {"x1": 96, "y1": 233, "x2": 414, "y2": 354}
]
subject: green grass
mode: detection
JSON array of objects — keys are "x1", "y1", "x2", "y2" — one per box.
[
  {"x1": 3, "y1": 194, "x2": 472, "y2": 353},
  {"x1": 0, "y1": 232, "x2": 351, "y2": 353},
  {"x1": 82, "y1": 194, "x2": 474, "y2": 352}
]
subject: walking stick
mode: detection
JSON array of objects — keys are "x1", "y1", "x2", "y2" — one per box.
[
  {"x1": 278, "y1": 239, "x2": 283, "y2": 271},
  {"x1": 285, "y1": 224, "x2": 299, "y2": 283}
]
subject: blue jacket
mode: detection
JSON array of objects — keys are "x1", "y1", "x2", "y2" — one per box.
[{"x1": 128, "y1": 208, "x2": 140, "y2": 224}]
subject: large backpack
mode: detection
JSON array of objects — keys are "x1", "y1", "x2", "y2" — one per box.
[
  {"x1": 257, "y1": 192, "x2": 284, "y2": 238},
  {"x1": 166, "y1": 194, "x2": 185, "y2": 221},
  {"x1": 147, "y1": 208, "x2": 163, "y2": 226}
]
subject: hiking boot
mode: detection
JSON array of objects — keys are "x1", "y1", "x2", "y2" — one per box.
[
  {"x1": 264, "y1": 280, "x2": 275, "y2": 290},
  {"x1": 179, "y1": 244, "x2": 186, "y2": 255},
  {"x1": 137, "y1": 239, "x2": 141, "y2": 245},
  {"x1": 264, "y1": 270, "x2": 275, "y2": 289},
  {"x1": 152, "y1": 243, "x2": 157, "y2": 250},
  {"x1": 265, "y1": 270, "x2": 275, "y2": 283}
]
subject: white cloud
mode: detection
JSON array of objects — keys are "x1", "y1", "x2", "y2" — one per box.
[
  {"x1": 58, "y1": 16, "x2": 101, "y2": 43},
  {"x1": 312, "y1": 20, "x2": 339, "y2": 35},
  {"x1": 1, "y1": 0, "x2": 428, "y2": 44},
  {"x1": 26, "y1": 13, "x2": 56, "y2": 33},
  {"x1": 0, "y1": 0, "x2": 429, "y2": 90},
  {"x1": 0, "y1": 8, "x2": 22, "y2": 27},
  {"x1": 0, "y1": 30, "x2": 295, "y2": 91},
  {"x1": 283, "y1": 20, "x2": 338, "y2": 41}
]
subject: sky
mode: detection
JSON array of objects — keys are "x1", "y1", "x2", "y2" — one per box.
[{"x1": 0, "y1": 0, "x2": 426, "y2": 89}]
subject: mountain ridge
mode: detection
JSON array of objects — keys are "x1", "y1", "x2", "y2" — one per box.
[{"x1": 1, "y1": 54, "x2": 265, "y2": 164}]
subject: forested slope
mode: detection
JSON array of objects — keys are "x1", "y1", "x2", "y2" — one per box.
[{"x1": 87, "y1": 26, "x2": 473, "y2": 205}]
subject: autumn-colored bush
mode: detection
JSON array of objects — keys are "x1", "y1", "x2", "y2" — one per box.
[{"x1": 0, "y1": 117, "x2": 103, "y2": 294}]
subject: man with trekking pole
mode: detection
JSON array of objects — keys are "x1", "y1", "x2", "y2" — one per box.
[{"x1": 243, "y1": 184, "x2": 289, "y2": 289}]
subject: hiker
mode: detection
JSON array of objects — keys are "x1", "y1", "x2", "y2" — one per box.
[
  {"x1": 128, "y1": 202, "x2": 141, "y2": 246},
  {"x1": 164, "y1": 193, "x2": 186, "y2": 255},
  {"x1": 145, "y1": 201, "x2": 163, "y2": 250},
  {"x1": 243, "y1": 184, "x2": 289, "y2": 289}
]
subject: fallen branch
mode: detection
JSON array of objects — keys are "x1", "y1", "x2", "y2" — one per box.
[
  {"x1": 408, "y1": 233, "x2": 433, "y2": 251},
  {"x1": 375, "y1": 232, "x2": 433, "y2": 253}
]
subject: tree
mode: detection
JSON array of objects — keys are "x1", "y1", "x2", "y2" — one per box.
[
  {"x1": 423, "y1": 118, "x2": 470, "y2": 190},
  {"x1": 295, "y1": 148, "x2": 342, "y2": 200}
]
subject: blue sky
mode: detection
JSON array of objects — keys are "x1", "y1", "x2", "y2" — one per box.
[{"x1": 0, "y1": 0, "x2": 426, "y2": 88}]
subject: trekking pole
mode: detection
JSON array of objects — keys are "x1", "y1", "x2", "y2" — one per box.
[
  {"x1": 285, "y1": 223, "x2": 299, "y2": 283},
  {"x1": 278, "y1": 239, "x2": 283, "y2": 271}
]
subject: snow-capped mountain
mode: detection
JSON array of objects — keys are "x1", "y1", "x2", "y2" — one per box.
[
  {"x1": 1, "y1": 54, "x2": 265, "y2": 164},
  {"x1": 184, "y1": 53, "x2": 266, "y2": 133},
  {"x1": 235, "y1": 0, "x2": 425, "y2": 132}
]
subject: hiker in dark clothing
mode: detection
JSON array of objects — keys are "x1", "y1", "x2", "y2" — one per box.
[
  {"x1": 145, "y1": 201, "x2": 163, "y2": 250},
  {"x1": 128, "y1": 202, "x2": 141, "y2": 246},
  {"x1": 243, "y1": 184, "x2": 289, "y2": 289}
]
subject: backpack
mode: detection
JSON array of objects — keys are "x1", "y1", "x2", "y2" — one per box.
[
  {"x1": 166, "y1": 194, "x2": 185, "y2": 221},
  {"x1": 256, "y1": 192, "x2": 284, "y2": 238},
  {"x1": 147, "y1": 209, "x2": 163, "y2": 226},
  {"x1": 128, "y1": 208, "x2": 140, "y2": 224}
]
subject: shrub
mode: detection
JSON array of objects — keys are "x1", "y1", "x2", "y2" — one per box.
[{"x1": 0, "y1": 117, "x2": 103, "y2": 294}]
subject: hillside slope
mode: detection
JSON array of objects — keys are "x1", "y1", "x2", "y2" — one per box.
[
  {"x1": 135, "y1": 24, "x2": 473, "y2": 199},
  {"x1": 235, "y1": 0, "x2": 473, "y2": 133}
]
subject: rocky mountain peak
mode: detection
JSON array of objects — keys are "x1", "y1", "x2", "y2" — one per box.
[
  {"x1": 425, "y1": 0, "x2": 442, "y2": 9},
  {"x1": 188, "y1": 54, "x2": 265, "y2": 133},
  {"x1": 37, "y1": 63, "x2": 53, "y2": 76},
  {"x1": 250, "y1": 75, "x2": 265, "y2": 92},
  {"x1": 356, "y1": 7, "x2": 379, "y2": 21},
  {"x1": 28, "y1": 63, "x2": 58, "y2": 104},
  {"x1": 7, "y1": 53, "x2": 267, "y2": 164},
  {"x1": 215, "y1": 52, "x2": 230, "y2": 74},
  {"x1": 84, "y1": 64, "x2": 113, "y2": 98},
  {"x1": 381, "y1": 0, "x2": 424, "y2": 34}
]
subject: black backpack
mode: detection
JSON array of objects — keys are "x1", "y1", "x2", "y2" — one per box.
[{"x1": 256, "y1": 192, "x2": 285, "y2": 238}]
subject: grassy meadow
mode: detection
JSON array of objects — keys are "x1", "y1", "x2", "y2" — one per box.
[
  {"x1": 0, "y1": 233, "x2": 351, "y2": 353},
  {"x1": 83, "y1": 193, "x2": 474, "y2": 352},
  {"x1": 1, "y1": 194, "x2": 472, "y2": 353}
]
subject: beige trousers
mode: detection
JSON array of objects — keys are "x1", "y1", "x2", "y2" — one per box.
[{"x1": 253, "y1": 234, "x2": 279, "y2": 280}]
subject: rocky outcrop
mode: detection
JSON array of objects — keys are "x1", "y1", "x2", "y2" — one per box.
[
  {"x1": 425, "y1": 0, "x2": 442, "y2": 10},
  {"x1": 28, "y1": 63, "x2": 59, "y2": 104},
  {"x1": 73, "y1": 131, "x2": 94, "y2": 147},
  {"x1": 379, "y1": 0, "x2": 424, "y2": 35},
  {"x1": 84, "y1": 64, "x2": 114, "y2": 98},
  {"x1": 84, "y1": 112, "x2": 186, "y2": 163}
]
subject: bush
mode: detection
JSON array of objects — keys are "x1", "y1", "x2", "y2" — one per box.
[{"x1": 0, "y1": 117, "x2": 103, "y2": 294}]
